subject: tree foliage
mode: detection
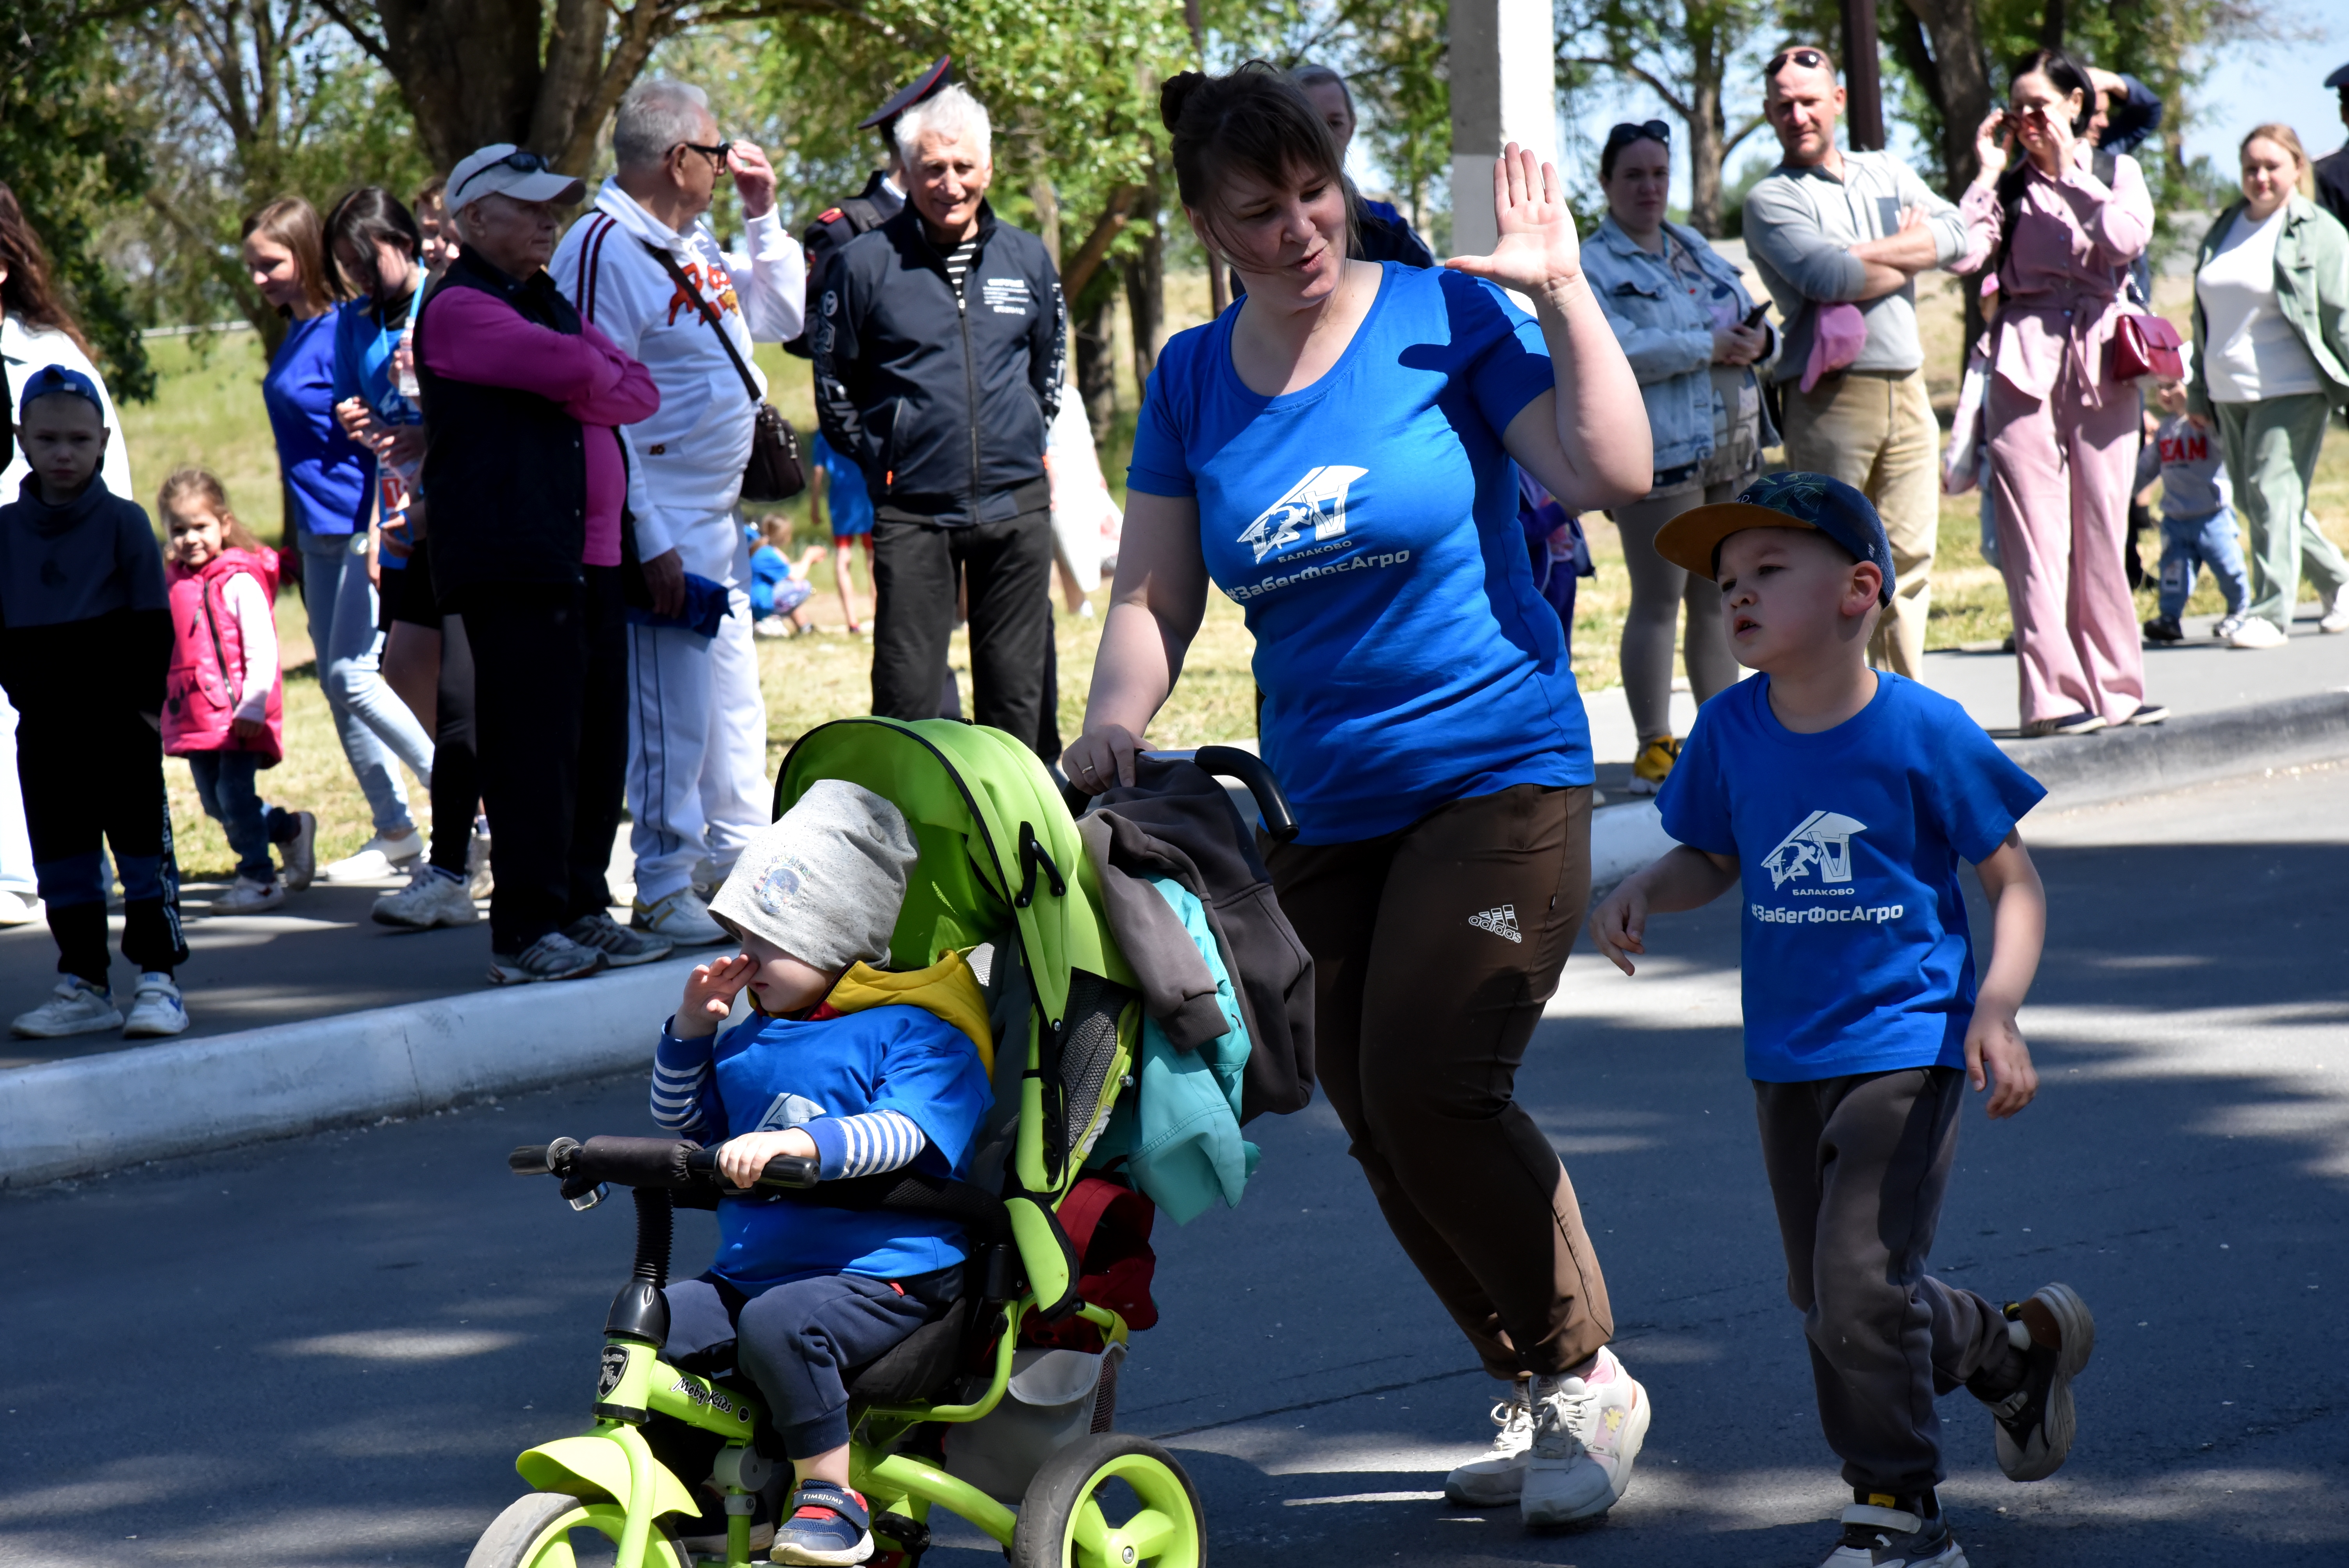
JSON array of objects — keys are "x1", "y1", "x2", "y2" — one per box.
[{"x1": 1, "y1": 1, "x2": 155, "y2": 400}]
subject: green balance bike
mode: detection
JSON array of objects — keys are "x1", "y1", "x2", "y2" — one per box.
[{"x1": 469, "y1": 717, "x2": 1299, "y2": 1568}]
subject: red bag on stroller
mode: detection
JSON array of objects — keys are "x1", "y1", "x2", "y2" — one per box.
[{"x1": 1022, "y1": 1175, "x2": 1158, "y2": 1351}]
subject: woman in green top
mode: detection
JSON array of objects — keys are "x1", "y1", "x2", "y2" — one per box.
[{"x1": 2185, "y1": 122, "x2": 2349, "y2": 645}]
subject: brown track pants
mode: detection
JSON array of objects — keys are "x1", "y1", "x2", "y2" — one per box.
[{"x1": 1265, "y1": 783, "x2": 1613, "y2": 1379}]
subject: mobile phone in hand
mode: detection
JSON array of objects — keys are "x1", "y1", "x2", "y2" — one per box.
[{"x1": 1743, "y1": 301, "x2": 1770, "y2": 331}]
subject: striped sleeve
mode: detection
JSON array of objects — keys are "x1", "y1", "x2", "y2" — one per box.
[
  {"x1": 804, "y1": 1109, "x2": 929, "y2": 1180},
  {"x1": 651, "y1": 1024, "x2": 719, "y2": 1140}
]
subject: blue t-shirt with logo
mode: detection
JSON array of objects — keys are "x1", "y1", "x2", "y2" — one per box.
[
  {"x1": 812, "y1": 431, "x2": 875, "y2": 537},
  {"x1": 680, "y1": 1004, "x2": 993, "y2": 1289},
  {"x1": 1127, "y1": 262, "x2": 1591, "y2": 843},
  {"x1": 1656, "y1": 672, "x2": 2046, "y2": 1083}
]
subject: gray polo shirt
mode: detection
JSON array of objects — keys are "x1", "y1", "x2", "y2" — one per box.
[{"x1": 1741, "y1": 149, "x2": 1967, "y2": 383}]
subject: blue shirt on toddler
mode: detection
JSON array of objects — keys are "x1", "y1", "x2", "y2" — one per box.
[
  {"x1": 651, "y1": 1004, "x2": 993, "y2": 1290},
  {"x1": 1656, "y1": 673, "x2": 2046, "y2": 1083}
]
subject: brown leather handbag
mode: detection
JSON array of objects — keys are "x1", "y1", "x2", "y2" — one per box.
[{"x1": 642, "y1": 242, "x2": 806, "y2": 502}]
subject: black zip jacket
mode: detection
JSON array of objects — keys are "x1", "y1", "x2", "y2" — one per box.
[{"x1": 813, "y1": 201, "x2": 1065, "y2": 526}]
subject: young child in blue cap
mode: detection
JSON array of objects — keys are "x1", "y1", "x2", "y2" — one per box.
[
  {"x1": 1589, "y1": 472, "x2": 2088, "y2": 1568},
  {"x1": 0, "y1": 365, "x2": 189, "y2": 1039}
]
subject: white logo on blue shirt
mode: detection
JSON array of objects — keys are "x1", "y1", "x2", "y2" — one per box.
[
  {"x1": 1239, "y1": 465, "x2": 1369, "y2": 563},
  {"x1": 755, "y1": 1092, "x2": 827, "y2": 1131},
  {"x1": 1761, "y1": 809, "x2": 1867, "y2": 889}
]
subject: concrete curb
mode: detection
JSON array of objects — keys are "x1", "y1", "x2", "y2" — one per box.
[
  {"x1": 1994, "y1": 688, "x2": 2349, "y2": 808},
  {"x1": 0, "y1": 955, "x2": 704, "y2": 1190}
]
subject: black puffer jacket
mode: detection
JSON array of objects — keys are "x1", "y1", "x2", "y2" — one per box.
[
  {"x1": 811, "y1": 201, "x2": 1065, "y2": 526},
  {"x1": 1091, "y1": 757, "x2": 1316, "y2": 1125}
]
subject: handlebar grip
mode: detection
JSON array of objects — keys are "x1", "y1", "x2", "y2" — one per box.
[
  {"x1": 1192, "y1": 744, "x2": 1301, "y2": 844},
  {"x1": 680, "y1": 1146, "x2": 820, "y2": 1190}
]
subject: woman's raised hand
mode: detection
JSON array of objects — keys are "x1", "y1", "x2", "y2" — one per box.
[
  {"x1": 1974, "y1": 108, "x2": 2012, "y2": 180},
  {"x1": 1445, "y1": 143, "x2": 1585, "y2": 296}
]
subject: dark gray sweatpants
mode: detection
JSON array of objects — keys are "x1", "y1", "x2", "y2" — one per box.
[
  {"x1": 1755, "y1": 1066, "x2": 2024, "y2": 1495},
  {"x1": 667, "y1": 1269, "x2": 952, "y2": 1458}
]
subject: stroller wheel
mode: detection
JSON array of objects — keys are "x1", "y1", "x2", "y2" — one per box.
[{"x1": 1010, "y1": 1432, "x2": 1204, "y2": 1568}]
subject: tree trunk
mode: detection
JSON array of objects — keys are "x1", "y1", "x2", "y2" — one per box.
[
  {"x1": 1899, "y1": 0, "x2": 1993, "y2": 200},
  {"x1": 1685, "y1": 19, "x2": 1727, "y2": 238},
  {"x1": 1073, "y1": 272, "x2": 1119, "y2": 447},
  {"x1": 1121, "y1": 181, "x2": 1165, "y2": 394}
]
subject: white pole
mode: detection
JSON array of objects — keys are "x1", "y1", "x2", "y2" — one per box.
[{"x1": 1449, "y1": 0, "x2": 1560, "y2": 259}]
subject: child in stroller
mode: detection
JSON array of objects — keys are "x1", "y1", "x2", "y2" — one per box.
[{"x1": 652, "y1": 778, "x2": 995, "y2": 1564}]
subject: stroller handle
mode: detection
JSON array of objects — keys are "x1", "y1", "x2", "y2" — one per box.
[{"x1": 1139, "y1": 745, "x2": 1301, "y2": 844}]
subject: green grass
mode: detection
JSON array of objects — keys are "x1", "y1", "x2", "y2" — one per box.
[{"x1": 116, "y1": 276, "x2": 2349, "y2": 877}]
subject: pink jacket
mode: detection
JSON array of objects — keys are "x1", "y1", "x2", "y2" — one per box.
[
  {"x1": 163, "y1": 547, "x2": 284, "y2": 764},
  {"x1": 1957, "y1": 153, "x2": 2155, "y2": 408}
]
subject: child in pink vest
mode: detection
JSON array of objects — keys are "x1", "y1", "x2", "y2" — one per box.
[{"x1": 159, "y1": 469, "x2": 316, "y2": 914}]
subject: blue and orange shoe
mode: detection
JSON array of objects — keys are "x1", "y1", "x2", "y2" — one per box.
[{"x1": 772, "y1": 1481, "x2": 874, "y2": 1566}]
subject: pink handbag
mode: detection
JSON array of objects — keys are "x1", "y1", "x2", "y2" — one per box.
[
  {"x1": 1800, "y1": 302, "x2": 1867, "y2": 392},
  {"x1": 2111, "y1": 311, "x2": 2184, "y2": 383}
]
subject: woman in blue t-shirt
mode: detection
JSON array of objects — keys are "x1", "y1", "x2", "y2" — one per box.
[{"x1": 1065, "y1": 66, "x2": 1654, "y2": 1525}]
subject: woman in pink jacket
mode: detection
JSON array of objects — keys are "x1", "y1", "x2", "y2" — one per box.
[{"x1": 1958, "y1": 47, "x2": 2165, "y2": 736}]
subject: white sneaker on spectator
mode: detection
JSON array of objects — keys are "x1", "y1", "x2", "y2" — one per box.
[
  {"x1": 1572, "y1": 1347, "x2": 1651, "y2": 1503},
  {"x1": 2210, "y1": 613, "x2": 2244, "y2": 641},
  {"x1": 488, "y1": 932, "x2": 607, "y2": 985},
  {"x1": 466, "y1": 820, "x2": 494, "y2": 902},
  {"x1": 2322, "y1": 587, "x2": 2349, "y2": 634},
  {"x1": 632, "y1": 887, "x2": 731, "y2": 946},
  {"x1": 11, "y1": 976, "x2": 121, "y2": 1038},
  {"x1": 122, "y1": 973, "x2": 189, "y2": 1038},
  {"x1": 278, "y1": 810, "x2": 318, "y2": 890},
  {"x1": 0, "y1": 889, "x2": 40, "y2": 926},
  {"x1": 373, "y1": 865, "x2": 479, "y2": 929},
  {"x1": 1518, "y1": 1370, "x2": 1616, "y2": 1527},
  {"x1": 2227, "y1": 617, "x2": 2288, "y2": 649},
  {"x1": 1444, "y1": 1380, "x2": 1534, "y2": 1505},
  {"x1": 209, "y1": 875, "x2": 285, "y2": 915},
  {"x1": 323, "y1": 829, "x2": 424, "y2": 882}
]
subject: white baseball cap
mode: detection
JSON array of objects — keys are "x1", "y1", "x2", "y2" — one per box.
[{"x1": 446, "y1": 144, "x2": 587, "y2": 213}]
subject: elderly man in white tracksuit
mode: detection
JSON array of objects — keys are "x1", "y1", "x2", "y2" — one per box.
[{"x1": 554, "y1": 79, "x2": 806, "y2": 944}]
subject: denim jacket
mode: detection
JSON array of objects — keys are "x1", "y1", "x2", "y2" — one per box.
[{"x1": 1584, "y1": 216, "x2": 1780, "y2": 478}]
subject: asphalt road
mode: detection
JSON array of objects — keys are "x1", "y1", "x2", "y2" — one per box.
[{"x1": 4, "y1": 763, "x2": 2344, "y2": 1567}]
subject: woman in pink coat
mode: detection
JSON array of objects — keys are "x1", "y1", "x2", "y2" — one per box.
[{"x1": 1957, "y1": 48, "x2": 2165, "y2": 736}]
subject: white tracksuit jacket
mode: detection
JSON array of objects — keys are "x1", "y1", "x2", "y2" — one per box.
[{"x1": 552, "y1": 181, "x2": 806, "y2": 577}]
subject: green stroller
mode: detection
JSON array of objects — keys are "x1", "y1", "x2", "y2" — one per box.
[{"x1": 481, "y1": 717, "x2": 1297, "y2": 1568}]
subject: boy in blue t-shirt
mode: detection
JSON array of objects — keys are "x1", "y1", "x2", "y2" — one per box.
[
  {"x1": 1590, "y1": 473, "x2": 2089, "y2": 1568},
  {"x1": 651, "y1": 779, "x2": 992, "y2": 1565}
]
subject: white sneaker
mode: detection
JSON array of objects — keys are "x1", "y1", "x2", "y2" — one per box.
[
  {"x1": 466, "y1": 821, "x2": 494, "y2": 902},
  {"x1": 372, "y1": 866, "x2": 479, "y2": 929},
  {"x1": 209, "y1": 875, "x2": 285, "y2": 915},
  {"x1": 1574, "y1": 1347, "x2": 1651, "y2": 1503},
  {"x1": 1518, "y1": 1370, "x2": 1616, "y2": 1527},
  {"x1": 322, "y1": 830, "x2": 424, "y2": 882},
  {"x1": 632, "y1": 887, "x2": 732, "y2": 946},
  {"x1": 278, "y1": 810, "x2": 318, "y2": 891},
  {"x1": 2211, "y1": 613, "x2": 2244, "y2": 641},
  {"x1": 11, "y1": 976, "x2": 122, "y2": 1038},
  {"x1": 122, "y1": 972, "x2": 189, "y2": 1038},
  {"x1": 1445, "y1": 1381, "x2": 1535, "y2": 1505},
  {"x1": 754, "y1": 615, "x2": 791, "y2": 638},
  {"x1": 0, "y1": 888, "x2": 41, "y2": 926},
  {"x1": 2227, "y1": 617, "x2": 2288, "y2": 649},
  {"x1": 2322, "y1": 588, "x2": 2349, "y2": 634}
]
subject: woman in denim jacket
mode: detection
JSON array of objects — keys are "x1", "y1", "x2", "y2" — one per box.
[{"x1": 1584, "y1": 121, "x2": 1779, "y2": 794}]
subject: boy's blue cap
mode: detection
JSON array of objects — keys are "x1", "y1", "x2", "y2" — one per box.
[
  {"x1": 1654, "y1": 470, "x2": 1895, "y2": 606},
  {"x1": 16, "y1": 364, "x2": 105, "y2": 423}
]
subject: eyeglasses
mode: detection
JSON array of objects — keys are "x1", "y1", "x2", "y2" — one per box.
[
  {"x1": 1764, "y1": 48, "x2": 1829, "y2": 77},
  {"x1": 454, "y1": 149, "x2": 553, "y2": 199},
  {"x1": 674, "y1": 139, "x2": 733, "y2": 169},
  {"x1": 1604, "y1": 119, "x2": 1672, "y2": 148}
]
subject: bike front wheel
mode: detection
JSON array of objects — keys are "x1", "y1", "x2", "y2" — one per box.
[
  {"x1": 1010, "y1": 1432, "x2": 1205, "y2": 1568},
  {"x1": 464, "y1": 1490, "x2": 690, "y2": 1568}
]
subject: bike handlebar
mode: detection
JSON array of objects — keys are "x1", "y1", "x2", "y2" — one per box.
[{"x1": 510, "y1": 1135, "x2": 818, "y2": 1194}]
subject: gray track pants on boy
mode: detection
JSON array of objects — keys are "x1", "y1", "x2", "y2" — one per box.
[{"x1": 1755, "y1": 1066, "x2": 2027, "y2": 1495}]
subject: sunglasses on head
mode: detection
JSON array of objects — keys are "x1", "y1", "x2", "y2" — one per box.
[
  {"x1": 454, "y1": 149, "x2": 553, "y2": 198},
  {"x1": 1605, "y1": 119, "x2": 1672, "y2": 148},
  {"x1": 1765, "y1": 48, "x2": 1829, "y2": 77}
]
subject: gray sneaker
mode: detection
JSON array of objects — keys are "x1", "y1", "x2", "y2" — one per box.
[
  {"x1": 278, "y1": 810, "x2": 318, "y2": 891},
  {"x1": 12, "y1": 976, "x2": 123, "y2": 1038},
  {"x1": 466, "y1": 821, "x2": 494, "y2": 902},
  {"x1": 488, "y1": 932, "x2": 607, "y2": 985},
  {"x1": 373, "y1": 866, "x2": 479, "y2": 929},
  {"x1": 566, "y1": 911, "x2": 675, "y2": 968}
]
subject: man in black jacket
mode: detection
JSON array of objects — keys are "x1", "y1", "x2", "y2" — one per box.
[
  {"x1": 784, "y1": 55, "x2": 950, "y2": 360},
  {"x1": 814, "y1": 82, "x2": 1067, "y2": 757}
]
